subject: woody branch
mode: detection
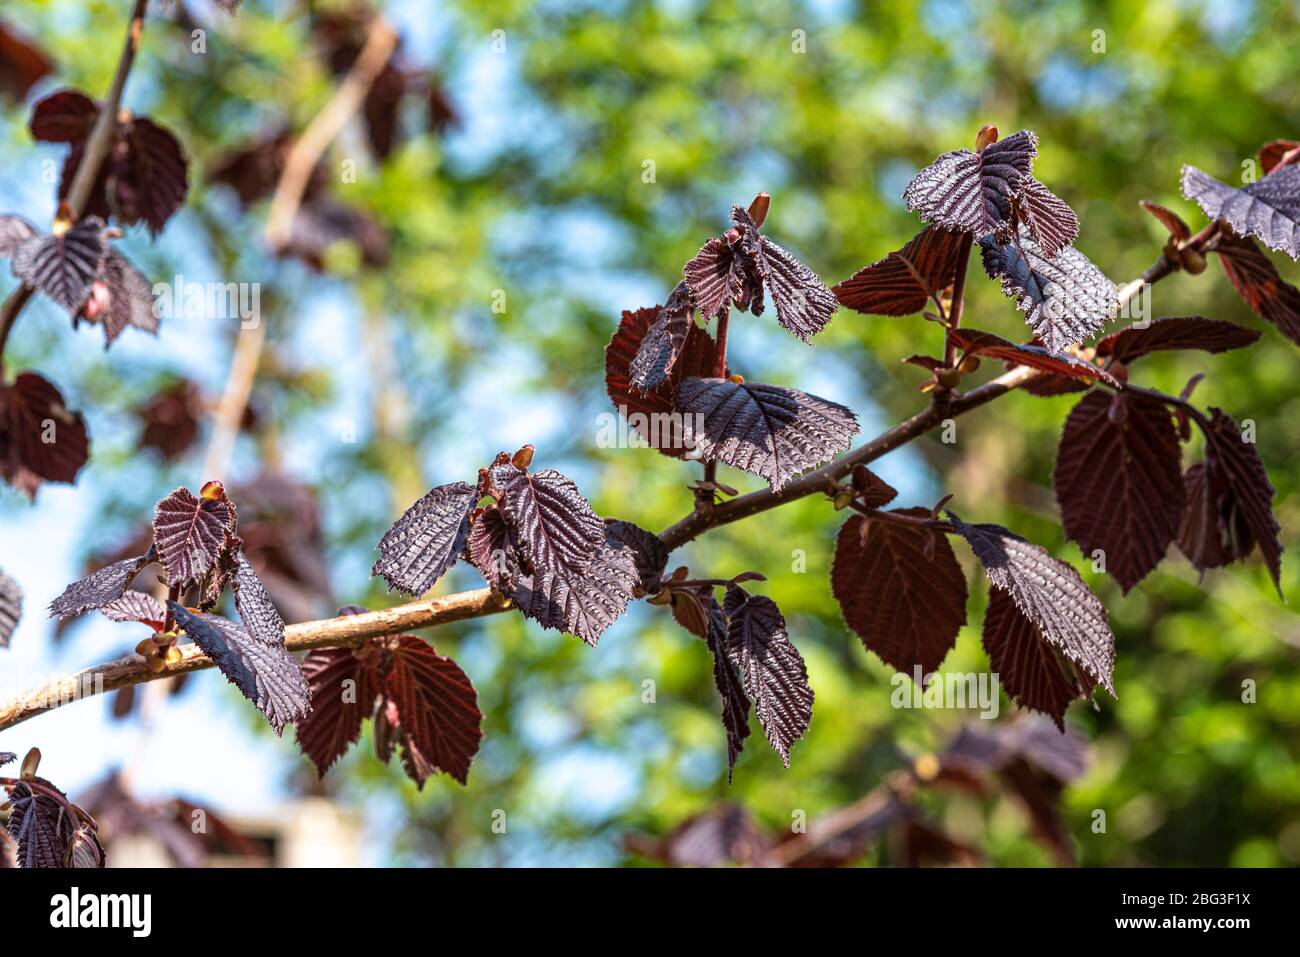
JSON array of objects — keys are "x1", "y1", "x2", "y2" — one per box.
[{"x1": 0, "y1": 234, "x2": 1201, "y2": 734}]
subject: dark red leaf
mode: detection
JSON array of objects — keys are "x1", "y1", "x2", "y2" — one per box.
[
  {"x1": 362, "y1": 63, "x2": 407, "y2": 159},
  {"x1": 1054, "y1": 392, "x2": 1186, "y2": 592},
  {"x1": 208, "y1": 129, "x2": 302, "y2": 207},
  {"x1": 683, "y1": 208, "x2": 765, "y2": 320},
  {"x1": 384, "y1": 635, "x2": 483, "y2": 787},
  {"x1": 948, "y1": 514, "x2": 1115, "y2": 695},
  {"x1": 283, "y1": 197, "x2": 390, "y2": 270},
  {"x1": 903, "y1": 130, "x2": 1038, "y2": 234},
  {"x1": 153, "y1": 487, "x2": 234, "y2": 587},
  {"x1": 1214, "y1": 232, "x2": 1300, "y2": 345},
  {"x1": 831, "y1": 510, "x2": 968, "y2": 676},
  {"x1": 81, "y1": 250, "x2": 158, "y2": 347},
  {"x1": 1020, "y1": 370, "x2": 1090, "y2": 398},
  {"x1": 982, "y1": 587, "x2": 1094, "y2": 728},
  {"x1": 832, "y1": 225, "x2": 966, "y2": 316},
  {"x1": 979, "y1": 227, "x2": 1117, "y2": 352},
  {"x1": 28, "y1": 89, "x2": 96, "y2": 143},
  {"x1": 898, "y1": 815, "x2": 984, "y2": 867},
  {"x1": 168, "y1": 603, "x2": 310, "y2": 734},
  {"x1": 32, "y1": 91, "x2": 189, "y2": 234},
  {"x1": 625, "y1": 804, "x2": 769, "y2": 867},
  {"x1": 628, "y1": 282, "x2": 696, "y2": 394},
  {"x1": 466, "y1": 506, "x2": 519, "y2": 592},
  {"x1": 1178, "y1": 408, "x2": 1284, "y2": 594},
  {"x1": 1184, "y1": 163, "x2": 1300, "y2": 259},
  {"x1": 1095, "y1": 316, "x2": 1262, "y2": 362},
  {"x1": 508, "y1": 529, "x2": 640, "y2": 645},
  {"x1": 949, "y1": 328, "x2": 1119, "y2": 385},
  {"x1": 723, "y1": 586, "x2": 813, "y2": 767},
  {"x1": 0, "y1": 21, "x2": 53, "y2": 102},
  {"x1": 135, "y1": 380, "x2": 202, "y2": 461},
  {"x1": 490, "y1": 464, "x2": 604, "y2": 577},
  {"x1": 1139, "y1": 200, "x2": 1191, "y2": 242},
  {"x1": 296, "y1": 647, "x2": 381, "y2": 777},
  {"x1": 603, "y1": 518, "x2": 668, "y2": 595},
  {"x1": 1259, "y1": 140, "x2": 1300, "y2": 176},
  {"x1": 708, "y1": 601, "x2": 756, "y2": 773},
  {"x1": 943, "y1": 718, "x2": 1085, "y2": 863},
  {"x1": 852, "y1": 464, "x2": 898, "y2": 507},
  {"x1": 0, "y1": 371, "x2": 89, "y2": 496},
  {"x1": 1011, "y1": 177, "x2": 1079, "y2": 257},
  {"x1": 48, "y1": 548, "x2": 155, "y2": 621},
  {"x1": 115, "y1": 117, "x2": 190, "y2": 236},
  {"x1": 675, "y1": 377, "x2": 859, "y2": 490},
  {"x1": 372, "y1": 481, "x2": 478, "y2": 595},
  {"x1": 605, "y1": 303, "x2": 721, "y2": 459},
  {"x1": 4, "y1": 779, "x2": 103, "y2": 868},
  {"x1": 759, "y1": 234, "x2": 838, "y2": 342}
]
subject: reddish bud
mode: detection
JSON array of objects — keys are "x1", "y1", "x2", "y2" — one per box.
[{"x1": 511, "y1": 444, "x2": 535, "y2": 469}]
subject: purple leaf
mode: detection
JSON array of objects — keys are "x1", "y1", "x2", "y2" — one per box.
[
  {"x1": 465, "y1": 506, "x2": 519, "y2": 592},
  {"x1": 603, "y1": 518, "x2": 668, "y2": 595},
  {"x1": 10, "y1": 217, "x2": 106, "y2": 312},
  {"x1": 508, "y1": 529, "x2": 640, "y2": 645},
  {"x1": 0, "y1": 214, "x2": 37, "y2": 257},
  {"x1": 87, "y1": 250, "x2": 158, "y2": 348},
  {"x1": 903, "y1": 130, "x2": 1038, "y2": 234},
  {"x1": 948, "y1": 514, "x2": 1115, "y2": 695},
  {"x1": 759, "y1": 235, "x2": 837, "y2": 342},
  {"x1": 231, "y1": 552, "x2": 286, "y2": 646},
  {"x1": 48, "y1": 547, "x2": 156, "y2": 620},
  {"x1": 723, "y1": 586, "x2": 812, "y2": 767},
  {"x1": 490, "y1": 464, "x2": 604, "y2": 577},
  {"x1": 99, "y1": 590, "x2": 165, "y2": 630},
  {"x1": 833, "y1": 225, "x2": 966, "y2": 317},
  {"x1": 1011, "y1": 177, "x2": 1079, "y2": 257},
  {"x1": 628, "y1": 282, "x2": 696, "y2": 394},
  {"x1": 1182, "y1": 163, "x2": 1300, "y2": 259},
  {"x1": 675, "y1": 377, "x2": 859, "y2": 490},
  {"x1": 979, "y1": 227, "x2": 1117, "y2": 352},
  {"x1": 169, "y1": 603, "x2": 310, "y2": 734},
  {"x1": 152, "y1": 487, "x2": 234, "y2": 587},
  {"x1": 372, "y1": 481, "x2": 478, "y2": 595},
  {"x1": 704, "y1": 596, "x2": 750, "y2": 781}
]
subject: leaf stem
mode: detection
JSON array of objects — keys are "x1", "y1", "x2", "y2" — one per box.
[
  {"x1": 942, "y1": 233, "x2": 974, "y2": 368},
  {"x1": 712, "y1": 309, "x2": 730, "y2": 378}
]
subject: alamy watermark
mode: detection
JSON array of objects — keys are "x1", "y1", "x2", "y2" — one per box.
[
  {"x1": 891, "y1": 667, "x2": 1000, "y2": 718},
  {"x1": 596, "y1": 407, "x2": 706, "y2": 453},
  {"x1": 152, "y1": 273, "x2": 262, "y2": 329}
]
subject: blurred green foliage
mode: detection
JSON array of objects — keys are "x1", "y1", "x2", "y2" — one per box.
[{"x1": 2, "y1": 0, "x2": 1299, "y2": 865}]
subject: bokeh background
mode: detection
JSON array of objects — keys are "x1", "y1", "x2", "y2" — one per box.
[{"x1": 1, "y1": 0, "x2": 1298, "y2": 866}]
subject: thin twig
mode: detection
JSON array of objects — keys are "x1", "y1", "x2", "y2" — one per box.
[{"x1": 943, "y1": 233, "x2": 974, "y2": 368}]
